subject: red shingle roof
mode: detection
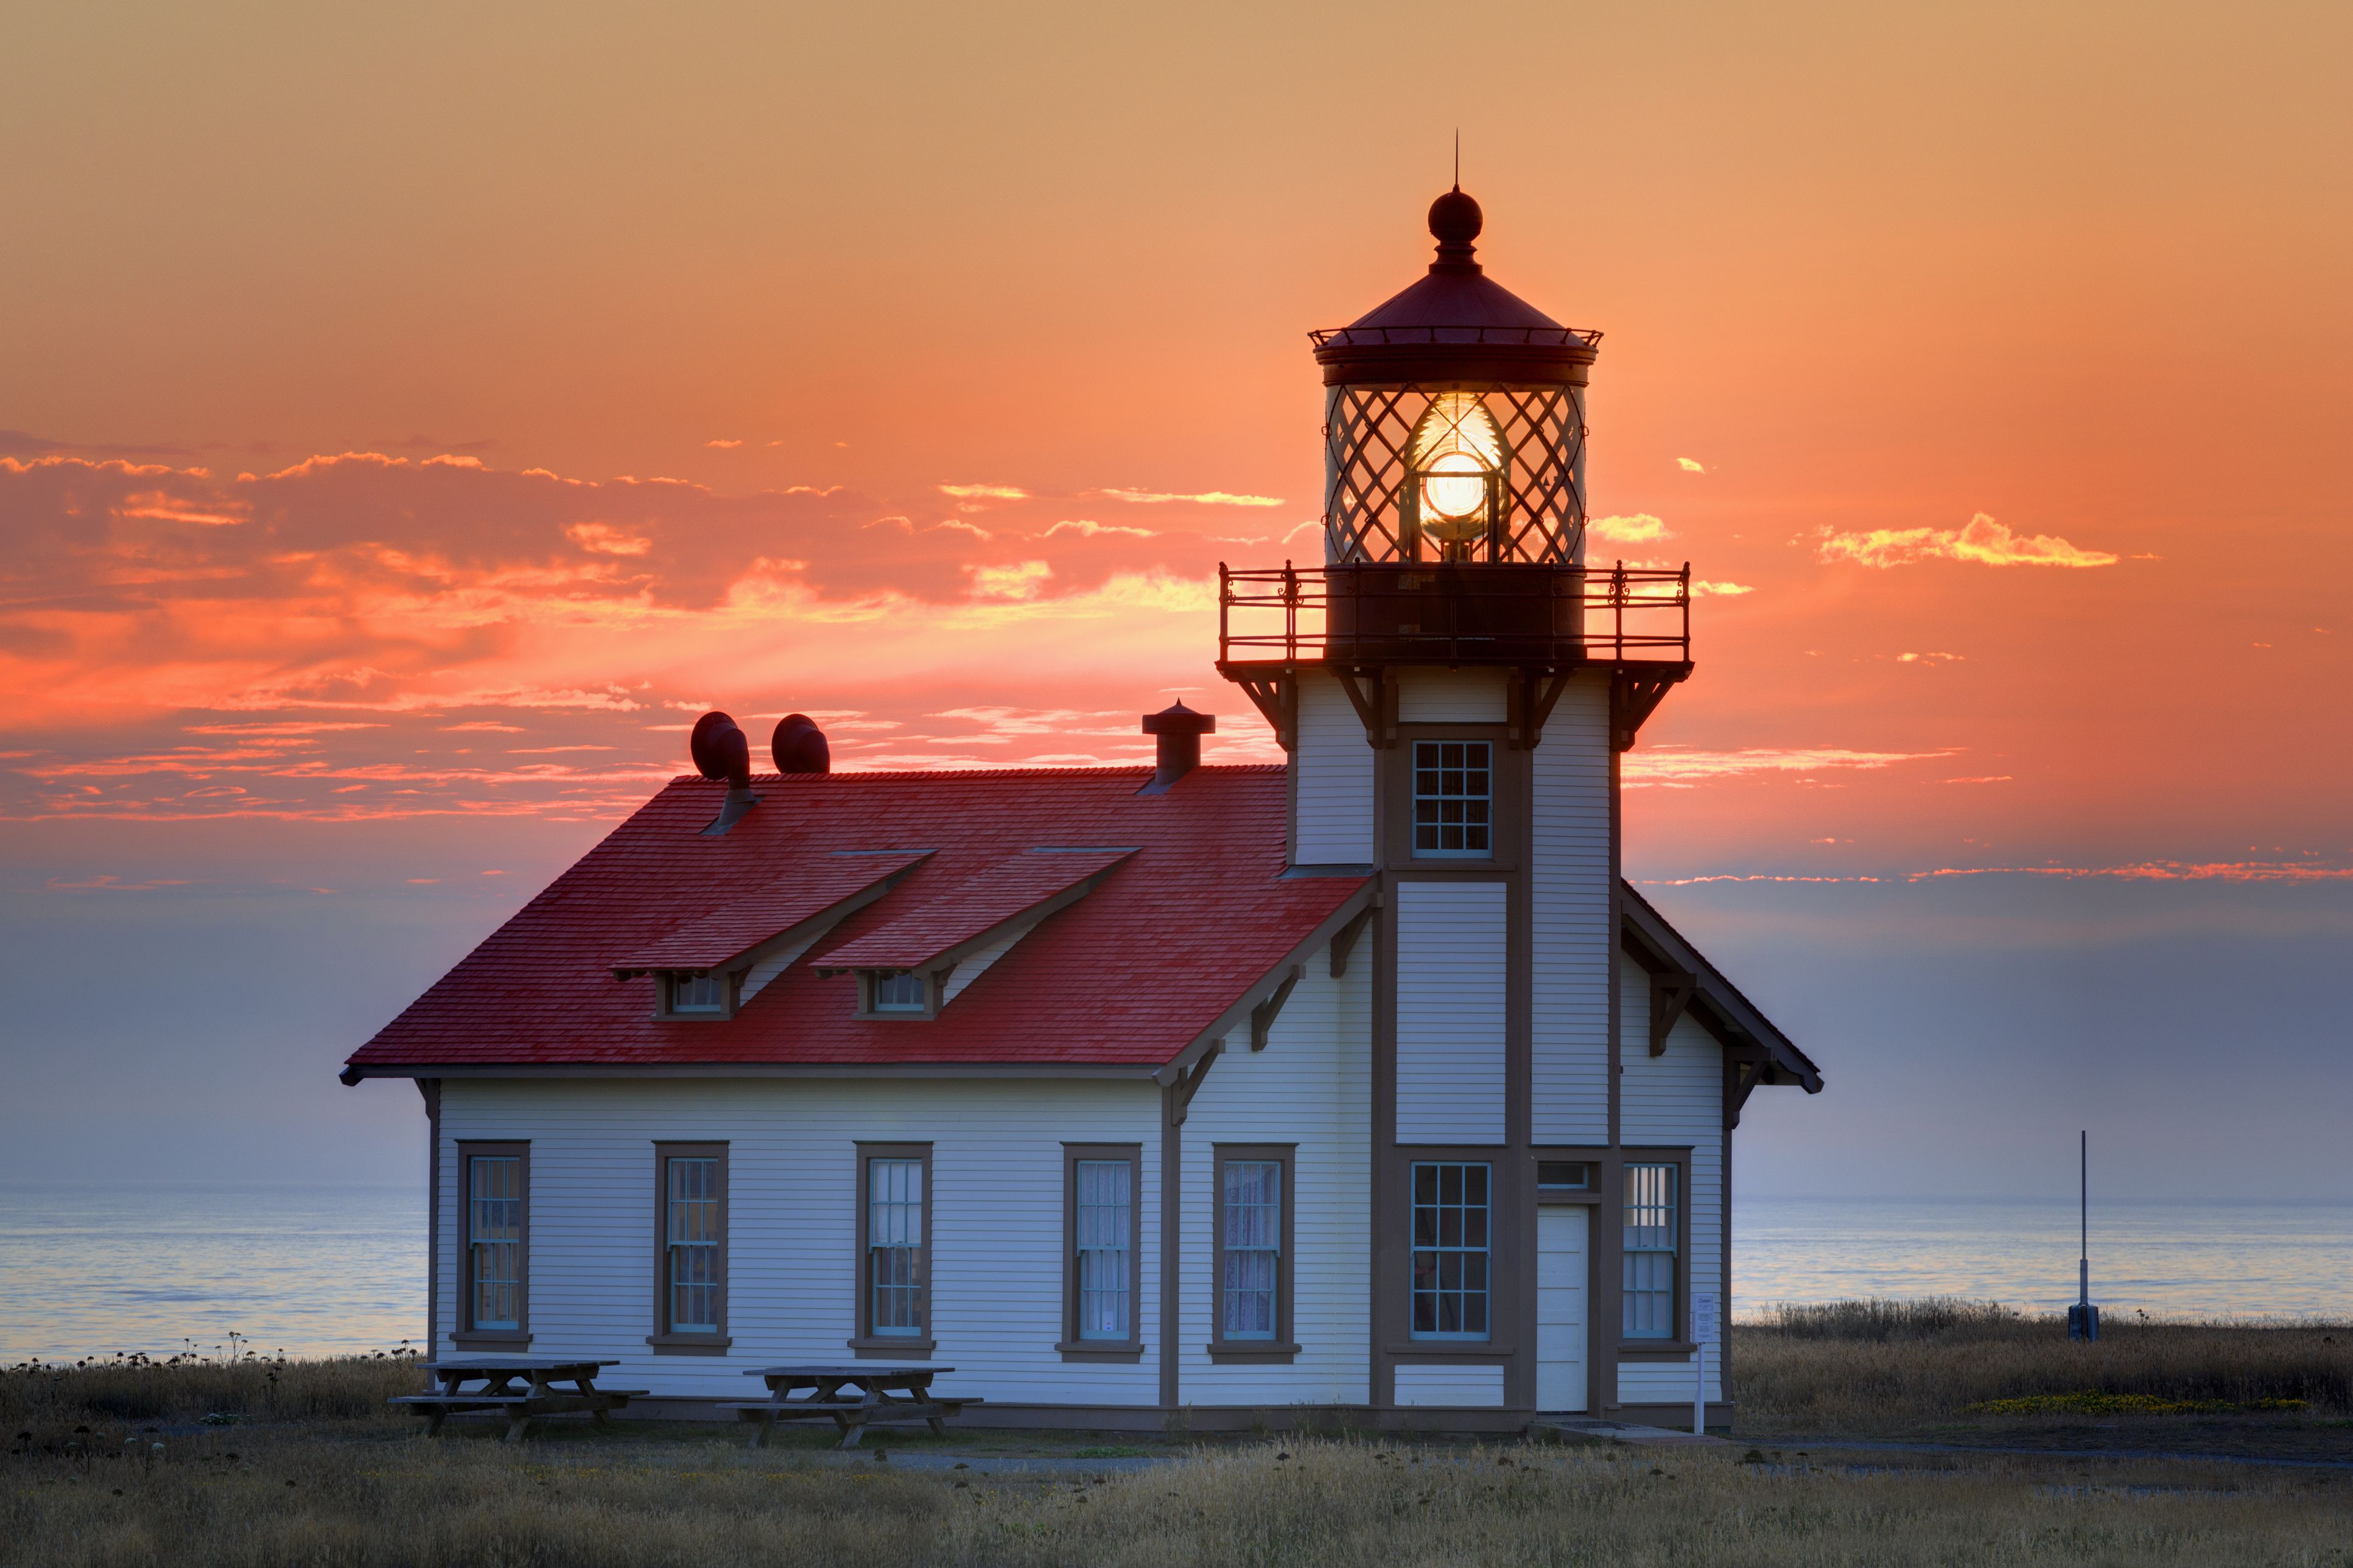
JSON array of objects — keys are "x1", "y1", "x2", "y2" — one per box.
[
  {"x1": 815, "y1": 848, "x2": 1133, "y2": 972},
  {"x1": 343, "y1": 766, "x2": 1366, "y2": 1074},
  {"x1": 613, "y1": 850, "x2": 930, "y2": 973}
]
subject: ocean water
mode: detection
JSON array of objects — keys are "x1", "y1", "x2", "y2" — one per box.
[{"x1": 2, "y1": 1186, "x2": 2345, "y2": 1362}]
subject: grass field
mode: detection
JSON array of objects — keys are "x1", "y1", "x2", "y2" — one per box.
[{"x1": 5, "y1": 1306, "x2": 2351, "y2": 1567}]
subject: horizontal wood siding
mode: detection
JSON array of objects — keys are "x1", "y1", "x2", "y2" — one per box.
[
  {"x1": 1613, "y1": 956, "x2": 1725, "y2": 1405},
  {"x1": 1394, "y1": 880, "x2": 1507, "y2": 1145},
  {"x1": 435, "y1": 1077, "x2": 1160, "y2": 1404},
  {"x1": 1293, "y1": 672, "x2": 1373, "y2": 866},
  {"x1": 1180, "y1": 949, "x2": 1372, "y2": 1402},
  {"x1": 1395, "y1": 668, "x2": 1507, "y2": 723},
  {"x1": 1531, "y1": 674, "x2": 1610, "y2": 1143},
  {"x1": 1393, "y1": 1362, "x2": 1507, "y2": 1407}
]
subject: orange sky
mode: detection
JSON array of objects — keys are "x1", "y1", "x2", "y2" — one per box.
[{"x1": 3, "y1": 0, "x2": 2349, "y2": 1200}]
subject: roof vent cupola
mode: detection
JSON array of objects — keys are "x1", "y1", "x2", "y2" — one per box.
[
  {"x1": 689, "y1": 710, "x2": 759, "y2": 835},
  {"x1": 1138, "y1": 701, "x2": 1216, "y2": 794}
]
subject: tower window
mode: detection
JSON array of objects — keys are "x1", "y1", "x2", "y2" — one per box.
[{"x1": 1412, "y1": 740, "x2": 1492, "y2": 856}]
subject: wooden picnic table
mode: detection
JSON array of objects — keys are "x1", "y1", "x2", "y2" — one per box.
[
  {"x1": 390, "y1": 1356, "x2": 647, "y2": 1443},
  {"x1": 723, "y1": 1364, "x2": 982, "y2": 1449}
]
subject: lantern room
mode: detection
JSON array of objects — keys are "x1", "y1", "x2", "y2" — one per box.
[{"x1": 1312, "y1": 186, "x2": 1599, "y2": 569}]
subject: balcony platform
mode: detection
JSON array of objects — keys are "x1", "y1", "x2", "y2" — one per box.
[{"x1": 1216, "y1": 561, "x2": 1692, "y2": 752}]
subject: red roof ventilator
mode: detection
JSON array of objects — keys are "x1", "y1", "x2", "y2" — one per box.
[{"x1": 691, "y1": 710, "x2": 832, "y2": 835}]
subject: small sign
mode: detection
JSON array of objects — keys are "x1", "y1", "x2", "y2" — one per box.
[{"x1": 1691, "y1": 1292, "x2": 1719, "y2": 1345}]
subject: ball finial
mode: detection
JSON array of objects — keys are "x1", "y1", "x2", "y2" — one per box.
[{"x1": 1428, "y1": 187, "x2": 1482, "y2": 247}]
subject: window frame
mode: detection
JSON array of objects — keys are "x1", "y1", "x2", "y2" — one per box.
[
  {"x1": 1381, "y1": 724, "x2": 1521, "y2": 870},
  {"x1": 656, "y1": 970, "x2": 738, "y2": 1021},
  {"x1": 1616, "y1": 1147, "x2": 1696, "y2": 1356},
  {"x1": 647, "y1": 1141, "x2": 730, "y2": 1353},
  {"x1": 855, "y1": 970, "x2": 942, "y2": 1020},
  {"x1": 1407, "y1": 1158, "x2": 1495, "y2": 1343},
  {"x1": 850, "y1": 1142, "x2": 935, "y2": 1357},
  {"x1": 1057, "y1": 1142, "x2": 1144, "y2": 1362},
  {"x1": 452, "y1": 1140, "x2": 530, "y2": 1348},
  {"x1": 1209, "y1": 1143, "x2": 1298, "y2": 1363},
  {"x1": 1408, "y1": 738, "x2": 1496, "y2": 859}
]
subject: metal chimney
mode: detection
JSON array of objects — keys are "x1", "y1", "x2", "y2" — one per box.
[{"x1": 1138, "y1": 701, "x2": 1215, "y2": 794}]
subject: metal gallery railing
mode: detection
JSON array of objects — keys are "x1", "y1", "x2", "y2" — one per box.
[{"x1": 1217, "y1": 561, "x2": 1691, "y2": 668}]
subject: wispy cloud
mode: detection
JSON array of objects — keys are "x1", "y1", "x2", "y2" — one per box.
[
  {"x1": 1692, "y1": 580, "x2": 1753, "y2": 597},
  {"x1": 1818, "y1": 513, "x2": 2119, "y2": 569},
  {"x1": 938, "y1": 482, "x2": 1028, "y2": 500},
  {"x1": 1898, "y1": 651, "x2": 1965, "y2": 664},
  {"x1": 1675, "y1": 458, "x2": 1706, "y2": 473},
  {"x1": 704, "y1": 439, "x2": 743, "y2": 449},
  {"x1": 967, "y1": 560, "x2": 1053, "y2": 601},
  {"x1": 1098, "y1": 488, "x2": 1283, "y2": 508},
  {"x1": 1046, "y1": 519, "x2": 1157, "y2": 539},
  {"x1": 565, "y1": 521, "x2": 653, "y2": 556},
  {"x1": 1623, "y1": 746, "x2": 1953, "y2": 785},
  {"x1": 1588, "y1": 513, "x2": 1672, "y2": 545}
]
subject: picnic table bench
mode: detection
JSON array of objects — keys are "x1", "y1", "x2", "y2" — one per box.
[
  {"x1": 721, "y1": 1365, "x2": 981, "y2": 1449},
  {"x1": 390, "y1": 1357, "x2": 648, "y2": 1443}
]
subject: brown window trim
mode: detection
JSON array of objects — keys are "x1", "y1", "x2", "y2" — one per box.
[
  {"x1": 854, "y1": 969, "x2": 945, "y2": 1021},
  {"x1": 1207, "y1": 1143, "x2": 1298, "y2": 1365},
  {"x1": 1383, "y1": 723, "x2": 1524, "y2": 871},
  {"x1": 648, "y1": 1141, "x2": 731, "y2": 1354},
  {"x1": 654, "y1": 970, "x2": 742, "y2": 1021},
  {"x1": 1059, "y1": 1142, "x2": 1145, "y2": 1362},
  {"x1": 451, "y1": 1140, "x2": 531, "y2": 1349},
  {"x1": 852, "y1": 1141, "x2": 934, "y2": 1357},
  {"x1": 1616, "y1": 1145, "x2": 1694, "y2": 1356},
  {"x1": 1398, "y1": 1151, "x2": 1515, "y2": 1353}
]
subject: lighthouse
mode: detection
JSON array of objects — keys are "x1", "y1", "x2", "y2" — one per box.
[{"x1": 1218, "y1": 186, "x2": 1697, "y2": 1414}]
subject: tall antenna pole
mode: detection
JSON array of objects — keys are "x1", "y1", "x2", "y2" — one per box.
[
  {"x1": 2080, "y1": 1129, "x2": 2088, "y2": 1310},
  {"x1": 1453, "y1": 129, "x2": 1460, "y2": 191}
]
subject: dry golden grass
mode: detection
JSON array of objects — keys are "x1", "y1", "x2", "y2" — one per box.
[
  {"x1": 1731, "y1": 1300, "x2": 2353, "y2": 1436},
  {"x1": 7, "y1": 1425, "x2": 2353, "y2": 1568},
  {"x1": 2, "y1": 1354, "x2": 420, "y2": 1430}
]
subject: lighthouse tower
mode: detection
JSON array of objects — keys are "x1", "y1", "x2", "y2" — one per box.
[{"x1": 1218, "y1": 187, "x2": 1694, "y2": 1415}]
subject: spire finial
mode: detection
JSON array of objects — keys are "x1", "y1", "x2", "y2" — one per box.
[{"x1": 1453, "y1": 128, "x2": 1460, "y2": 192}]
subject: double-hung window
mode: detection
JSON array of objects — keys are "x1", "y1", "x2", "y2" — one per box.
[
  {"x1": 1412, "y1": 740, "x2": 1492, "y2": 857},
  {"x1": 1215, "y1": 1149, "x2": 1294, "y2": 1352},
  {"x1": 870, "y1": 972, "x2": 926, "y2": 1013},
  {"x1": 1062, "y1": 1144, "x2": 1141, "y2": 1356},
  {"x1": 460, "y1": 1143, "x2": 527, "y2": 1342},
  {"x1": 860, "y1": 1148, "x2": 929, "y2": 1344},
  {"x1": 1622, "y1": 1161, "x2": 1679, "y2": 1339},
  {"x1": 1409, "y1": 1161, "x2": 1490, "y2": 1339},
  {"x1": 652, "y1": 1143, "x2": 727, "y2": 1348}
]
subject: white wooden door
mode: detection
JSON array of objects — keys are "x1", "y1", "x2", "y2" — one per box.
[{"x1": 1536, "y1": 1205, "x2": 1589, "y2": 1412}]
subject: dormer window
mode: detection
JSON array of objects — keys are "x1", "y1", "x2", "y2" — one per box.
[
  {"x1": 870, "y1": 971, "x2": 926, "y2": 1013},
  {"x1": 668, "y1": 973, "x2": 726, "y2": 1015}
]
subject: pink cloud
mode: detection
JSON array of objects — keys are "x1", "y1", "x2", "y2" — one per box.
[{"x1": 1818, "y1": 513, "x2": 2119, "y2": 569}]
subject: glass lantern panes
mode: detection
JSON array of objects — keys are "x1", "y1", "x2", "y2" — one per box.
[
  {"x1": 1221, "y1": 1160, "x2": 1282, "y2": 1340},
  {"x1": 1413, "y1": 741, "x2": 1492, "y2": 856},
  {"x1": 1074, "y1": 1160, "x2": 1131, "y2": 1340},
  {"x1": 868, "y1": 1158, "x2": 925, "y2": 1335},
  {"x1": 1410, "y1": 1161, "x2": 1490, "y2": 1339},
  {"x1": 1324, "y1": 385, "x2": 1585, "y2": 565},
  {"x1": 665, "y1": 1156, "x2": 720, "y2": 1332}
]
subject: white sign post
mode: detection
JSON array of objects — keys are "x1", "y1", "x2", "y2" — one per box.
[{"x1": 1690, "y1": 1292, "x2": 1719, "y2": 1435}]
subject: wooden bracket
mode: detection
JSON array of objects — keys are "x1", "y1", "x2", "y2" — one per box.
[
  {"x1": 1249, "y1": 965, "x2": 1303, "y2": 1052},
  {"x1": 1227, "y1": 673, "x2": 1297, "y2": 752},
  {"x1": 1330, "y1": 666, "x2": 1399, "y2": 747},
  {"x1": 1169, "y1": 1039, "x2": 1224, "y2": 1127},
  {"x1": 1650, "y1": 968, "x2": 1699, "y2": 1055},
  {"x1": 1509, "y1": 668, "x2": 1582, "y2": 749},
  {"x1": 1608, "y1": 669, "x2": 1688, "y2": 752},
  {"x1": 1328, "y1": 905, "x2": 1375, "y2": 979}
]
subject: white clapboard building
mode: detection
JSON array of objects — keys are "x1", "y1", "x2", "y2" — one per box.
[{"x1": 343, "y1": 187, "x2": 1822, "y2": 1432}]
